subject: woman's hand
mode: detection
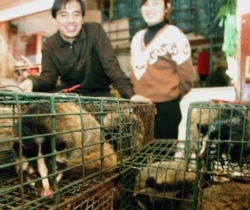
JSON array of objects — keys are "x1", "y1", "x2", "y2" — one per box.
[{"x1": 130, "y1": 94, "x2": 152, "y2": 103}]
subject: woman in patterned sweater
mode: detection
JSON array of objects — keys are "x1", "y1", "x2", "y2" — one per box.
[{"x1": 130, "y1": 0, "x2": 195, "y2": 139}]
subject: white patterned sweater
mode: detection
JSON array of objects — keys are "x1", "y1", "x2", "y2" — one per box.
[{"x1": 130, "y1": 25, "x2": 195, "y2": 102}]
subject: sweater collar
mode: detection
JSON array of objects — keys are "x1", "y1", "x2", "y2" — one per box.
[
  {"x1": 144, "y1": 21, "x2": 167, "y2": 45},
  {"x1": 147, "y1": 21, "x2": 167, "y2": 32}
]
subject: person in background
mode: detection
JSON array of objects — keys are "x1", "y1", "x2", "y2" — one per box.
[
  {"x1": 19, "y1": 0, "x2": 150, "y2": 103},
  {"x1": 206, "y1": 66, "x2": 230, "y2": 87},
  {"x1": 130, "y1": 0, "x2": 195, "y2": 139}
]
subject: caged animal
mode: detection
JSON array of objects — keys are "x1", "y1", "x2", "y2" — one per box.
[
  {"x1": 104, "y1": 110, "x2": 145, "y2": 152},
  {"x1": 0, "y1": 106, "x2": 16, "y2": 146},
  {"x1": 133, "y1": 160, "x2": 196, "y2": 210},
  {"x1": 197, "y1": 107, "x2": 250, "y2": 167},
  {"x1": 188, "y1": 106, "x2": 219, "y2": 154},
  {"x1": 83, "y1": 103, "x2": 146, "y2": 153},
  {"x1": 12, "y1": 102, "x2": 118, "y2": 198}
]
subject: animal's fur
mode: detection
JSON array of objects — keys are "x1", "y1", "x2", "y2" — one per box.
[
  {"x1": 188, "y1": 106, "x2": 219, "y2": 153},
  {"x1": 189, "y1": 103, "x2": 250, "y2": 156},
  {"x1": 186, "y1": 102, "x2": 250, "y2": 185},
  {"x1": 83, "y1": 102, "x2": 146, "y2": 156},
  {"x1": 133, "y1": 160, "x2": 196, "y2": 210},
  {"x1": 13, "y1": 102, "x2": 118, "y2": 197},
  {"x1": 104, "y1": 110, "x2": 145, "y2": 152},
  {"x1": 0, "y1": 106, "x2": 16, "y2": 147},
  {"x1": 197, "y1": 107, "x2": 250, "y2": 166}
]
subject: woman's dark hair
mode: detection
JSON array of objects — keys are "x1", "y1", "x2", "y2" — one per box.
[
  {"x1": 51, "y1": 0, "x2": 85, "y2": 18},
  {"x1": 141, "y1": 0, "x2": 172, "y2": 23}
]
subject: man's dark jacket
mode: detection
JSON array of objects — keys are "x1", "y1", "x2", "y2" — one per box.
[{"x1": 28, "y1": 22, "x2": 134, "y2": 98}]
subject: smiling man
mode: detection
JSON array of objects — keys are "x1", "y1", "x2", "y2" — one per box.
[
  {"x1": 19, "y1": 0, "x2": 150, "y2": 103},
  {"x1": 52, "y1": 0, "x2": 84, "y2": 43}
]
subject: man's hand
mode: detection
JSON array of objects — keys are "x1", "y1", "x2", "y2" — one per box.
[{"x1": 19, "y1": 79, "x2": 33, "y2": 92}]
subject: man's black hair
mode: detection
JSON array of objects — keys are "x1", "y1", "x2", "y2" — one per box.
[{"x1": 51, "y1": 0, "x2": 85, "y2": 18}]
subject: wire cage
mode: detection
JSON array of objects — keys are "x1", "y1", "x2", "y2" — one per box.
[
  {"x1": 83, "y1": 101, "x2": 155, "y2": 155},
  {"x1": 185, "y1": 101, "x2": 250, "y2": 210},
  {"x1": 0, "y1": 90, "x2": 154, "y2": 209},
  {"x1": 118, "y1": 139, "x2": 199, "y2": 210}
]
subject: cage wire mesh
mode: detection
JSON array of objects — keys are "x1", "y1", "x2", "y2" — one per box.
[
  {"x1": 83, "y1": 101, "x2": 155, "y2": 159},
  {"x1": 0, "y1": 90, "x2": 154, "y2": 209},
  {"x1": 118, "y1": 139, "x2": 199, "y2": 210},
  {"x1": 185, "y1": 101, "x2": 250, "y2": 210}
]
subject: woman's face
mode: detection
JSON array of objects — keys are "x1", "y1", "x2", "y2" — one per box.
[
  {"x1": 141, "y1": 0, "x2": 167, "y2": 26},
  {"x1": 54, "y1": 0, "x2": 84, "y2": 43}
]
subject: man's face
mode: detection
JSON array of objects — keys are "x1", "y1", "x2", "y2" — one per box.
[
  {"x1": 141, "y1": 0, "x2": 167, "y2": 26},
  {"x1": 54, "y1": 0, "x2": 84, "y2": 43}
]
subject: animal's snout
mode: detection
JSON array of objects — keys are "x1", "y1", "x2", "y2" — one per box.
[
  {"x1": 40, "y1": 188, "x2": 54, "y2": 199},
  {"x1": 208, "y1": 143, "x2": 218, "y2": 160}
]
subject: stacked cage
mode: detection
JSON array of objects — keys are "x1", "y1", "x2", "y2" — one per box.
[
  {"x1": 0, "y1": 90, "x2": 154, "y2": 209},
  {"x1": 118, "y1": 139, "x2": 199, "y2": 210},
  {"x1": 186, "y1": 101, "x2": 250, "y2": 210}
]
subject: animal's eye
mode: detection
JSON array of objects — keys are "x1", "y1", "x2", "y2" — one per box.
[
  {"x1": 56, "y1": 140, "x2": 66, "y2": 151},
  {"x1": 30, "y1": 173, "x2": 38, "y2": 180},
  {"x1": 56, "y1": 161, "x2": 67, "y2": 171}
]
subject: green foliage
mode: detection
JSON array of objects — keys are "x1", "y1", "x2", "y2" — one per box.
[{"x1": 215, "y1": 0, "x2": 237, "y2": 57}]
